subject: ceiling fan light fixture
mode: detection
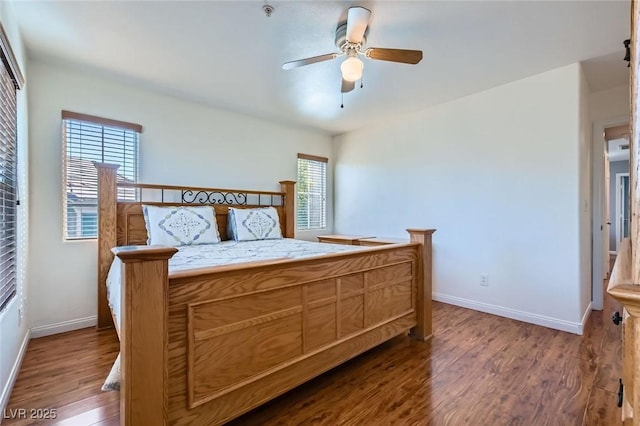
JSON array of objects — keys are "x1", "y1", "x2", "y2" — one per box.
[{"x1": 341, "y1": 56, "x2": 364, "y2": 82}]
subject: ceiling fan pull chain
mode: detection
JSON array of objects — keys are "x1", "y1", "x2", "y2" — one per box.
[
  {"x1": 341, "y1": 93, "x2": 344, "y2": 109},
  {"x1": 360, "y1": 76, "x2": 364, "y2": 89}
]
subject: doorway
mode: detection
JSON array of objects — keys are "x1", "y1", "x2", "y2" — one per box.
[
  {"x1": 615, "y1": 172, "x2": 630, "y2": 252},
  {"x1": 606, "y1": 126, "x2": 630, "y2": 257},
  {"x1": 592, "y1": 119, "x2": 629, "y2": 310}
]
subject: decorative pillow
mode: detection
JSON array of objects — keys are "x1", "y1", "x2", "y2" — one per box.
[
  {"x1": 228, "y1": 207, "x2": 283, "y2": 241},
  {"x1": 142, "y1": 205, "x2": 220, "y2": 246}
]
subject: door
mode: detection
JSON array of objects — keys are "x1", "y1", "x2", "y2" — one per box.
[
  {"x1": 616, "y1": 172, "x2": 631, "y2": 252},
  {"x1": 604, "y1": 151, "x2": 611, "y2": 277}
]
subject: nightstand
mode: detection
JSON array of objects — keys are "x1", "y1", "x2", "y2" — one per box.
[
  {"x1": 316, "y1": 234, "x2": 375, "y2": 245},
  {"x1": 357, "y1": 237, "x2": 409, "y2": 246}
]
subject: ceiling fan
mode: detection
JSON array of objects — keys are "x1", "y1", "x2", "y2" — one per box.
[{"x1": 282, "y1": 6, "x2": 423, "y2": 95}]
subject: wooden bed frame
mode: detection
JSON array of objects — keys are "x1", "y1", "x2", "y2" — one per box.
[{"x1": 95, "y1": 162, "x2": 435, "y2": 425}]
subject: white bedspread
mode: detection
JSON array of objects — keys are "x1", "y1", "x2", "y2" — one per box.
[{"x1": 106, "y1": 238, "x2": 367, "y2": 331}]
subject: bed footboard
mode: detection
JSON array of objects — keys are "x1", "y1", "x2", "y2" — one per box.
[{"x1": 115, "y1": 230, "x2": 434, "y2": 426}]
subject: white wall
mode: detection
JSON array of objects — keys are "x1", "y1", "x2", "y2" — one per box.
[
  {"x1": 578, "y1": 65, "x2": 592, "y2": 321},
  {"x1": 0, "y1": 1, "x2": 29, "y2": 412},
  {"x1": 27, "y1": 59, "x2": 333, "y2": 334},
  {"x1": 590, "y1": 84, "x2": 630, "y2": 122},
  {"x1": 334, "y1": 63, "x2": 589, "y2": 334}
]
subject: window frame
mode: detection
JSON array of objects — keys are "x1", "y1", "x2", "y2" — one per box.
[
  {"x1": 62, "y1": 110, "x2": 142, "y2": 241},
  {"x1": 296, "y1": 153, "x2": 328, "y2": 231},
  {"x1": 0, "y1": 22, "x2": 24, "y2": 314}
]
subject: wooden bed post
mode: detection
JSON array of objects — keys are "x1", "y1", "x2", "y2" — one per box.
[
  {"x1": 114, "y1": 246, "x2": 177, "y2": 426},
  {"x1": 406, "y1": 228, "x2": 436, "y2": 341},
  {"x1": 279, "y1": 180, "x2": 296, "y2": 238},
  {"x1": 95, "y1": 162, "x2": 120, "y2": 330}
]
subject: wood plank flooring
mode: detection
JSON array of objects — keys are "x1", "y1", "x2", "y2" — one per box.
[
  {"x1": 3, "y1": 328, "x2": 120, "y2": 425},
  {"x1": 3, "y1": 281, "x2": 622, "y2": 425}
]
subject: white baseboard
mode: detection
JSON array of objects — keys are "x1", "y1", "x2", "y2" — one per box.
[
  {"x1": 0, "y1": 329, "x2": 30, "y2": 414},
  {"x1": 433, "y1": 293, "x2": 587, "y2": 335},
  {"x1": 30, "y1": 315, "x2": 97, "y2": 339},
  {"x1": 579, "y1": 302, "x2": 593, "y2": 334}
]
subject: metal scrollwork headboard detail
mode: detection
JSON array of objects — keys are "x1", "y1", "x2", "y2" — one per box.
[{"x1": 182, "y1": 190, "x2": 248, "y2": 205}]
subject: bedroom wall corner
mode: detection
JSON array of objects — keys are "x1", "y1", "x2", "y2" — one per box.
[
  {"x1": 0, "y1": 0, "x2": 30, "y2": 412},
  {"x1": 578, "y1": 63, "x2": 593, "y2": 320},
  {"x1": 334, "y1": 63, "x2": 585, "y2": 333}
]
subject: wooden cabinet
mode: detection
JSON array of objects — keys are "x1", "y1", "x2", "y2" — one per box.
[
  {"x1": 603, "y1": 4, "x2": 640, "y2": 423},
  {"x1": 607, "y1": 239, "x2": 638, "y2": 425},
  {"x1": 316, "y1": 235, "x2": 374, "y2": 245},
  {"x1": 622, "y1": 310, "x2": 635, "y2": 424}
]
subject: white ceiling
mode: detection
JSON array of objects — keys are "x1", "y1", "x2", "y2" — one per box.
[{"x1": 11, "y1": 0, "x2": 631, "y2": 135}]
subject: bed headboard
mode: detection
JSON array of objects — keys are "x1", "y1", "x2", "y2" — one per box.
[
  {"x1": 114, "y1": 189, "x2": 290, "y2": 245},
  {"x1": 94, "y1": 162, "x2": 296, "y2": 329}
]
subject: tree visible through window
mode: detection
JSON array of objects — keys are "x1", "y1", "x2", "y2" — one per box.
[
  {"x1": 297, "y1": 154, "x2": 327, "y2": 230},
  {"x1": 62, "y1": 111, "x2": 142, "y2": 240}
]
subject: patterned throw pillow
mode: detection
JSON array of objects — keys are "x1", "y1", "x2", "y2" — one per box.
[
  {"x1": 228, "y1": 207, "x2": 283, "y2": 241},
  {"x1": 142, "y1": 205, "x2": 221, "y2": 246}
]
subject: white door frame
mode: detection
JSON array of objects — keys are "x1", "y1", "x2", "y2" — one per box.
[
  {"x1": 616, "y1": 172, "x2": 630, "y2": 252},
  {"x1": 592, "y1": 116, "x2": 628, "y2": 311},
  {"x1": 604, "y1": 151, "x2": 611, "y2": 276}
]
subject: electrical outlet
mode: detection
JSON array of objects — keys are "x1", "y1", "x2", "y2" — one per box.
[{"x1": 480, "y1": 274, "x2": 489, "y2": 286}]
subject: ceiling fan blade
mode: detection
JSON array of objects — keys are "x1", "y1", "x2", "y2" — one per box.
[
  {"x1": 282, "y1": 53, "x2": 339, "y2": 70},
  {"x1": 346, "y1": 6, "x2": 371, "y2": 43},
  {"x1": 341, "y1": 78, "x2": 355, "y2": 93},
  {"x1": 365, "y1": 48, "x2": 423, "y2": 64}
]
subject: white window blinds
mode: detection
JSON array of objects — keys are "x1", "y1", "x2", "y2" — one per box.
[
  {"x1": 62, "y1": 111, "x2": 141, "y2": 240},
  {"x1": 0, "y1": 23, "x2": 23, "y2": 313},
  {"x1": 297, "y1": 154, "x2": 327, "y2": 230}
]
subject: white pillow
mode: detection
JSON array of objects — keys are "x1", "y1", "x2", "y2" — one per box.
[
  {"x1": 228, "y1": 207, "x2": 283, "y2": 241},
  {"x1": 142, "y1": 205, "x2": 221, "y2": 246}
]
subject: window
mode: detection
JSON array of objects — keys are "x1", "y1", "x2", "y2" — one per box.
[
  {"x1": 62, "y1": 111, "x2": 141, "y2": 240},
  {"x1": 296, "y1": 153, "x2": 327, "y2": 230},
  {"x1": 0, "y1": 23, "x2": 24, "y2": 313}
]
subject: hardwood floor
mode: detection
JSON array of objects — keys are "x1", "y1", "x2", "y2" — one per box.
[
  {"x1": 3, "y1": 328, "x2": 120, "y2": 425},
  {"x1": 3, "y1": 285, "x2": 622, "y2": 425}
]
